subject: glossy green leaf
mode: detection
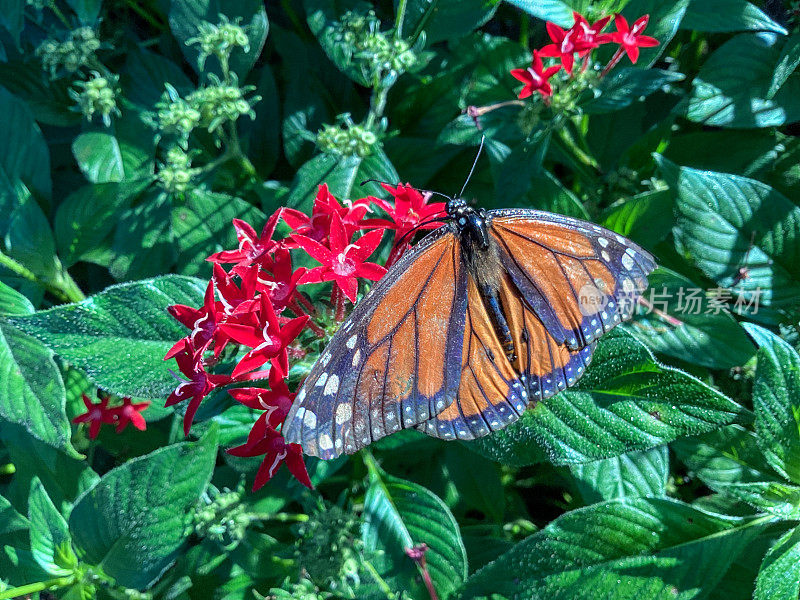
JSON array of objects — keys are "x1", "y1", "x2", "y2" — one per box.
[
  {"x1": 72, "y1": 129, "x2": 151, "y2": 184},
  {"x1": 687, "y1": 33, "x2": 800, "y2": 128},
  {"x1": 69, "y1": 427, "x2": 217, "y2": 589},
  {"x1": 6, "y1": 275, "x2": 205, "y2": 398},
  {"x1": 28, "y1": 478, "x2": 73, "y2": 575},
  {"x1": 0, "y1": 86, "x2": 51, "y2": 202},
  {"x1": 600, "y1": 189, "x2": 673, "y2": 250},
  {"x1": 673, "y1": 425, "x2": 778, "y2": 492},
  {"x1": 583, "y1": 68, "x2": 685, "y2": 114},
  {"x1": 470, "y1": 329, "x2": 747, "y2": 467},
  {"x1": 682, "y1": 0, "x2": 787, "y2": 34},
  {"x1": 0, "y1": 280, "x2": 33, "y2": 315},
  {"x1": 445, "y1": 444, "x2": 504, "y2": 521},
  {"x1": 172, "y1": 189, "x2": 265, "y2": 276},
  {"x1": 663, "y1": 160, "x2": 800, "y2": 320},
  {"x1": 754, "y1": 526, "x2": 800, "y2": 600},
  {"x1": 362, "y1": 464, "x2": 467, "y2": 599},
  {"x1": 0, "y1": 494, "x2": 28, "y2": 539},
  {"x1": 745, "y1": 324, "x2": 800, "y2": 484},
  {"x1": 724, "y1": 481, "x2": 800, "y2": 519},
  {"x1": 65, "y1": 0, "x2": 102, "y2": 23},
  {"x1": 628, "y1": 268, "x2": 756, "y2": 369},
  {"x1": 570, "y1": 445, "x2": 668, "y2": 503},
  {"x1": 169, "y1": 0, "x2": 268, "y2": 78},
  {"x1": 460, "y1": 498, "x2": 764, "y2": 599},
  {"x1": 5, "y1": 181, "x2": 58, "y2": 281},
  {"x1": 110, "y1": 193, "x2": 176, "y2": 281},
  {"x1": 503, "y1": 0, "x2": 576, "y2": 27}
]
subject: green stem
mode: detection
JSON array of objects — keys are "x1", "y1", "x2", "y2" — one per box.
[
  {"x1": 365, "y1": 84, "x2": 390, "y2": 131},
  {"x1": 247, "y1": 512, "x2": 310, "y2": 523},
  {"x1": 395, "y1": 0, "x2": 409, "y2": 39},
  {"x1": 361, "y1": 557, "x2": 396, "y2": 598},
  {"x1": 49, "y1": 4, "x2": 72, "y2": 29},
  {"x1": 280, "y1": 0, "x2": 306, "y2": 35},
  {"x1": 0, "y1": 251, "x2": 84, "y2": 303},
  {"x1": 520, "y1": 12, "x2": 530, "y2": 47},
  {"x1": 0, "y1": 575, "x2": 74, "y2": 600},
  {"x1": 124, "y1": 0, "x2": 165, "y2": 30}
]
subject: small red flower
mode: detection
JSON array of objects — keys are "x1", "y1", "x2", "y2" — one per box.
[
  {"x1": 572, "y1": 12, "x2": 612, "y2": 55},
  {"x1": 539, "y1": 20, "x2": 591, "y2": 73},
  {"x1": 166, "y1": 349, "x2": 231, "y2": 435},
  {"x1": 294, "y1": 212, "x2": 387, "y2": 303},
  {"x1": 207, "y1": 210, "x2": 283, "y2": 268},
  {"x1": 227, "y1": 417, "x2": 312, "y2": 490},
  {"x1": 228, "y1": 370, "x2": 294, "y2": 428},
  {"x1": 218, "y1": 294, "x2": 309, "y2": 379},
  {"x1": 165, "y1": 279, "x2": 219, "y2": 359},
  {"x1": 610, "y1": 14, "x2": 659, "y2": 64},
  {"x1": 253, "y1": 249, "x2": 306, "y2": 313},
  {"x1": 368, "y1": 183, "x2": 446, "y2": 242},
  {"x1": 511, "y1": 50, "x2": 561, "y2": 98},
  {"x1": 107, "y1": 397, "x2": 150, "y2": 433},
  {"x1": 282, "y1": 184, "x2": 373, "y2": 244},
  {"x1": 72, "y1": 394, "x2": 113, "y2": 439}
]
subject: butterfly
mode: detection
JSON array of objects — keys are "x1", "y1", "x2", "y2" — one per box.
[{"x1": 282, "y1": 192, "x2": 656, "y2": 459}]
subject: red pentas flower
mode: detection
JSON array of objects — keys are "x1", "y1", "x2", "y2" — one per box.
[
  {"x1": 294, "y1": 211, "x2": 387, "y2": 303},
  {"x1": 73, "y1": 394, "x2": 113, "y2": 439},
  {"x1": 218, "y1": 293, "x2": 309, "y2": 379},
  {"x1": 228, "y1": 369, "x2": 294, "y2": 428},
  {"x1": 282, "y1": 184, "x2": 374, "y2": 244},
  {"x1": 166, "y1": 349, "x2": 232, "y2": 435},
  {"x1": 165, "y1": 279, "x2": 219, "y2": 359},
  {"x1": 253, "y1": 249, "x2": 306, "y2": 313},
  {"x1": 539, "y1": 19, "x2": 593, "y2": 73},
  {"x1": 228, "y1": 416, "x2": 312, "y2": 490},
  {"x1": 108, "y1": 397, "x2": 150, "y2": 433},
  {"x1": 610, "y1": 14, "x2": 659, "y2": 64},
  {"x1": 511, "y1": 50, "x2": 562, "y2": 99},
  {"x1": 207, "y1": 210, "x2": 283, "y2": 268}
]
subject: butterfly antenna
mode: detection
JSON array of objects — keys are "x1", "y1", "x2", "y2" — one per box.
[
  {"x1": 393, "y1": 211, "x2": 449, "y2": 249},
  {"x1": 458, "y1": 135, "x2": 485, "y2": 199}
]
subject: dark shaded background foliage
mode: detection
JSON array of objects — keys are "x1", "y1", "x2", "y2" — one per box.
[{"x1": 1, "y1": 0, "x2": 800, "y2": 598}]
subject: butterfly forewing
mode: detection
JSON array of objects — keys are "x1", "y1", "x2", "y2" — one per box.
[{"x1": 282, "y1": 229, "x2": 467, "y2": 458}]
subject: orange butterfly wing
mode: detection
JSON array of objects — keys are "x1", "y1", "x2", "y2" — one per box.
[
  {"x1": 417, "y1": 210, "x2": 654, "y2": 439},
  {"x1": 282, "y1": 229, "x2": 467, "y2": 458}
]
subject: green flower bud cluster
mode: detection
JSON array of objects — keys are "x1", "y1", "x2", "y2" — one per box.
[
  {"x1": 331, "y1": 10, "x2": 417, "y2": 78},
  {"x1": 26, "y1": 0, "x2": 54, "y2": 10},
  {"x1": 153, "y1": 84, "x2": 202, "y2": 146},
  {"x1": 187, "y1": 14, "x2": 250, "y2": 70},
  {"x1": 317, "y1": 117, "x2": 378, "y2": 158},
  {"x1": 158, "y1": 147, "x2": 201, "y2": 194},
  {"x1": 268, "y1": 579, "x2": 333, "y2": 600},
  {"x1": 186, "y1": 75, "x2": 259, "y2": 133},
  {"x1": 35, "y1": 26, "x2": 101, "y2": 78},
  {"x1": 69, "y1": 71, "x2": 120, "y2": 127},
  {"x1": 193, "y1": 485, "x2": 249, "y2": 548}
]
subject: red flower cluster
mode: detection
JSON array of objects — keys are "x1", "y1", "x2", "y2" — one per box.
[
  {"x1": 72, "y1": 394, "x2": 150, "y2": 439},
  {"x1": 162, "y1": 183, "x2": 444, "y2": 490},
  {"x1": 511, "y1": 12, "x2": 659, "y2": 98}
]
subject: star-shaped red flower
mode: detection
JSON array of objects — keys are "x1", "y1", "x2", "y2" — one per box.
[
  {"x1": 165, "y1": 279, "x2": 219, "y2": 359},
  {"x1": 293, "y1": 212, "x2": 387, "y2": 303},
  {"x1": 252, "y1": 249, "x2": 306, "y2": 313},
  {"x1": 107, "y1": 397, "x2": 150, "y2": 433},
  {"x1": 228, "y1": 369, "x2": 294, "y2": 428},
  {"x1": 166, "y1": 349, "x2": 231, "y2": 435},
  {"x1": 511, "y1": 50, "x2": 561, "y2": 99},
  {"x1": 227, "y1": 417, "x2": 312, "y2": 490},
  {"x1": 72, "y1": 394, "x2": 114, "y2": 439},
  {"x1": 367, "y1": 183, "x2": 446, "y2": 242},
  {"x1": 572, "y1": 12, "x2": 612, "y2": 55},
  {"x1": 207, "y1": 210, "x2": 283, "y2": 268},
  {"x1": 282, "y1": 184, "x2": 373, "y2": 244},
  {"x1": 610, "y1": 14, "x2": 659, "y2": 64},
  {"x1": 539, "y1": 19, "x2": 593, "y2": 73},
  {"x1": 218, "y1": 294, "x2": 309, "y2": 379}
]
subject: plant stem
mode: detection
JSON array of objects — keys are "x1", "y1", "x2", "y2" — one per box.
[
  {"x1": 125, "y1": 0, "x2": 165, "y2": 30},
  {"x1": 395, "y1": 0, "x2": 409, "y2": 39},
  {"x1": 0, "y1": 575, "x2": 74, "y2": 600},
  {"x1": 0, "y1": 251, "x2": 84, "y2": 303},
  {"x1": 247, "y1": 512, "x2": 310, "y2": 522},
  {"x1": 49, "y1": 4, "x2": 72, "y2": 29},
  {"x1": 365, "y1": 83, "x2": 390, "y2": 131}
]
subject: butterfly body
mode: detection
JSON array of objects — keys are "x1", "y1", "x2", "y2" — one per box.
[{"x1": 283, "y1": 200, "x2": 656, "y2": 459}]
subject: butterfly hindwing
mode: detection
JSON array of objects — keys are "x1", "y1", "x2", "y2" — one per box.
[{"x1": 283, "y1": 229, "x2": 467, "y2": 458}]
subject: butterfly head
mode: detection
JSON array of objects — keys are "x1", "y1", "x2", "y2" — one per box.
[{"x1": 447, "y1": 198, "x2": 490, "y2": 251}]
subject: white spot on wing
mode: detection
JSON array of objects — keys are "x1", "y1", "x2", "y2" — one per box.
[
  {"x1": 315, "y1": 372, "x2": 328, "y2": 387},
  {"x1": 352, "y1": 349, "x2": 361, "y2": 366},
  {"x1": 319, "y1": 434, "x2": 333, "y2": 451},
  {"x1": 324, "y1": 374, "x2": 340, "y2": 396},
  {"x1": 335, "y1": 403, "x2": 352, "y2": 424},
  {"x1": 622, "y1": 253, "x2": 635, "y2": 270},
  {"x1": 346, "y1": 335, "x2": 357, "y2": 349},
  {"x1": 303, "y1": 410, "x2": 317, "y2": 428}
]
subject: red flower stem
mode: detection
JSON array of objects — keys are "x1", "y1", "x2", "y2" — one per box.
[
  {"x1": 420, "y1": 565, "x2": 439, "y2": 600},
  {"x1": 296, "y1": 291, "x2": 317, "y2": 316},
  {"x1": 290, "y1": 303, "x2": 326, "y2": 338},
  {"x1": 332, "y1": 286, "x2": 347, "y2": 322},
  {"x1": 601, "y1": 48, "x2": 625, "y2": 77}
]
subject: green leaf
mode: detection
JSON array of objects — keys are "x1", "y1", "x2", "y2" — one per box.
[
  {"x1": 445, "y1": 444, "x2": 504, "y2": 521},
  {"x1": 412, "y1": 0, "x2": 497, "y2": 44},
  {"x1": 68, "y1": 427, "x2": 218, "y2": 590},
  {"x1": 6, "y1": 275, "x2": 206, "y2": 398},
  {"x1": 754, "y1": 526, "x2": 800, "y2": 600},
  {"x1": 682, "y1": 0, "x2": 787, "y2": 34},
  {"x1": 172, "y1": 189, "x2": 265, "y2": 276},
  {"x1": 28, "y1": 478, "x2": 73, "y2": 575},
  {"x1": 461, "y1": 498, "x2": 766, "y2": 599},
  {"x1": 583, "y1": 68, "x2": 685, "y2": 114},
  {"x1": 0, "y1": 62, "x2": 81, "y2": 127},
  {"x1": 628, "y1": 268, "x2": 756, "y2": 369},
  {"x1": 570, "y1": 445, "x2": 668, "y2": 503},
  {"x1": 724, "y1": 481, "x2": 800, "y2": 519},
  {"x1": 502, "y1": 0, "x2": 576, "y2": 27},
  {"x1": 769, "y1": 35, "x2": 800, "y2": 97},
  {"x1": 687, "y1": 33, "x2": 800, "y2": 128},
  {"x1": 662, "y1": 130, "x2": 782, "y2": 178},
  {"x1": 600, "y1": 189, "x2": 673, "y2": 250},
  {"x1": 663, "y1": 160, "x2": 800, "y2": 320},
  {"x1": 744, "y1": 323, "x2": 800, "y2": 484},
  {"x1": 123, "y1": 48, "x2": 195, "y2": 108},
  {"x1": 0, "y1": 280, "x2": 34, "y2": 315},
  {"x1": 0, "y1": 310, "x2": 73, "y2": 454},
  {"x1": 249, "y1": 64, "x2": 280, "y2": 176},
  {"x1": 169, "y1": 0, "x2": 268, "y2": 78},
  {"x1": 72, "y1": 133, "x2": 125, "y2": 183},
  {"x1": 5, "y1": 184, "x2": 59, "y2": 281},
  {"x1": 362, "y1": 462, "x2": 467, "y2": 599},
  {"x1": 110, "y1": 193, "x2": 176, "y2": 281},
  {"x1": 470, "y1": 329, "x2": 747, "y2": 467},
  {"x1": 286, "y1": 150, "x2": 398, "y2": 215},
  {"x1": 0, "y1": 494, "x2": 28, "y2": 539},
  {"x1": 673, "y1": 426, "x2": 778, "y2": 492},
  {"x1": 0, "y1": 0, "x2": 24, "y2": 44},
  {"x1": 0, "y1": 85, "x2": 51, "y2": 202},
  {"x1": 65, "y1": 0, "x2": 102, "y2": 23}
]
